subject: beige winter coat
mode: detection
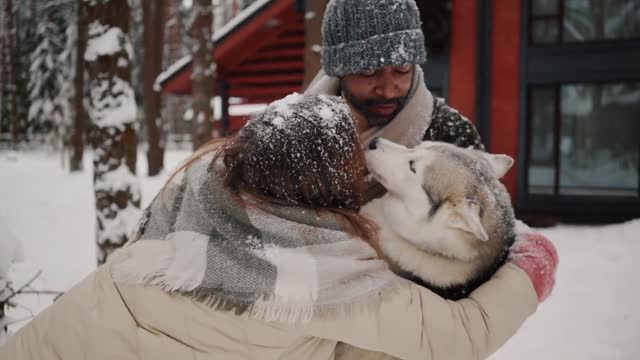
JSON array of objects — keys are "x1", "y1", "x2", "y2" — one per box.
[{"x1": 1, "y1": 257, "x2": 536, "y2": 360}]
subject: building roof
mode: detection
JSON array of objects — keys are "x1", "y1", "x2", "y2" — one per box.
[{"x1": 157, "y1": 0, "x2": 304, "y2": 104}]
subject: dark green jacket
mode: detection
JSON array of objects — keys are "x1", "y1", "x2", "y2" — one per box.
[{"x1": 424, "y1": 97, "x2": 485, "y2": 151}]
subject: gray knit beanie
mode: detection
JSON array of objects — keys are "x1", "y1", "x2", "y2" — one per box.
[{"x1": 321, "y1": 0, "x2": 427, "y2": 77}]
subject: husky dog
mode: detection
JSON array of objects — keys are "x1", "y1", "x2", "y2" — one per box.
[
  {"x1": 362, "y1": 138, "x2": 517, "y2": 299},
  {"x1": 335, "y1": 138, "x2": 517, "y2": 360}
]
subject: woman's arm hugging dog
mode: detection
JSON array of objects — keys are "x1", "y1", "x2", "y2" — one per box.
[{"x1": 335, "y1": 139, "x2": 518, "y2": 360}]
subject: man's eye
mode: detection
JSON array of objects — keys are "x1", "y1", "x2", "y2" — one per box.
[
  {"x1": 360, "y1": 69, "x2": 376, "y2": 77},
  {"x1": 409, "y1": 160, "x2": 416, "y2": 173},
  {"x1": 395, "y1": 65, "x2": 412, "y2": 74}
]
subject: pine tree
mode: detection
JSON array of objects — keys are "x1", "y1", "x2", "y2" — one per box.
[
  {"x1": 83, "y1": 0, "x2": 141, "y2": 264},
  {"x1": 1, "y1": 0, "x2": 19, "y2": 148},
  {"x1": 159, "y1": 0, "x2": 192, "y2": 148},
  {"x1": 0, "y1": 0, "x2": 5, "y2": 137},
  {"x1": 14, "y1": 0, "x2": 39, "y2": 144},
  {"x1": 176, "y1": 1, "x2": 193, "y2": 57},
  {"x1": 59, "y1": 6, "x2": 77, "y2": 153},
  {"x1": 130, "y1": 0, "x2": 144, "y2": 106},
  {"x1": 28, "y1": 1, "x2": 70, "y2": 148},
  {"x1": 1, "y1": 0, "x2": 7, "y2": 137}
]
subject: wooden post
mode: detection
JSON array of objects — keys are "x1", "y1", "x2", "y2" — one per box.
[{"x1": 143, "y1": 0, "x2": 166, "y2": 176}]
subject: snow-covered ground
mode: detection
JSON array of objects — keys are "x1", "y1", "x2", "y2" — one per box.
[
  {"x1": 492, "y1": 219, "x2": 640, "y2": 360},
  {"x1": 0, "y1": 149, "x2": 190, "y2": 339},
  {"x1": 1, "y1": 149, "x2": 639, "y2": 359}
]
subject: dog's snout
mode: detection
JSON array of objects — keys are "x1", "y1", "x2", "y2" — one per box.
[{"x1": 368, "y1": 137, "x2": 379, "y2": 150}]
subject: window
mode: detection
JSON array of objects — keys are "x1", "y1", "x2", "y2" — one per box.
[
  {"x1": 531, "y1": 0, "x2": 561, "y2": 44},
  {"x1": 530, "y1": 0, "x2": 640, "y2": 45},
  {"x1": 528, "y1": 82, "x2": 640, "y2": 196},
  {"x1": 521, "y1": 0, "x2": 640, "y2": 215},
  {"x1": 528, "y1": 87, "x2": 556, "y2": 194}
]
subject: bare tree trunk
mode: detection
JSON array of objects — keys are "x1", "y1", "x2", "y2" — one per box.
[
  {"x1": 83, "y1": 0, "x2": 141, "y2": 264},
  {"x1": 302, "y1": 0, "x2": 326, "y2": 89},
  {"x1": 5, "y1": 0, "x2": 19, "y2": 149},
  {"x1": 0, "y1": 1, "x2": 8, "y2": 133},
  {"x1": 190, "y1": 0, "x2": 215, "y2": 151},
  {"x1": 0, "y1": 298, "x2": 5, "y2": 342},
  {"x1": 70, "y1": 0, "x2": 87, "y2": 172},
  {"x1": 0, "y1": 1, "x2": 5, "y2": 128},
  {"x1": 143, "y1": 0, "x2": 165, "y2": 176}
]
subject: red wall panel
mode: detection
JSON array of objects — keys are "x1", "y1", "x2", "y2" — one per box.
[
  {"x1": 449, "y1": 0, "x2": 478, "y2": 121},
  {"x1": 490, "y1": 0, "x2": 521, "y2": 199}
]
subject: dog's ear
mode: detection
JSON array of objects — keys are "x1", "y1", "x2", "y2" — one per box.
[
  {"x1": 447, "y1": 202, "x2": 489, "y2": 242},
  {"x1": 483, "y1": 154, "x2": 514, "y2": 178}
]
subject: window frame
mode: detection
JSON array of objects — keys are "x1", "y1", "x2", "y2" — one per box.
[
  {"x1": 528, "y1": 0, "x2": 640, "y2": 46},
  {"x1": 517, "y1": 0, "x2": 640, "y2": 217},
  {"x1": 526, "y1": 81, "x2": 640, "y2": 196}
]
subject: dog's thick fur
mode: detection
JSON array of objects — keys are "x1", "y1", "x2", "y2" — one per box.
[{"x1": 336, "y1": 139, "x2": 516, "y2": 360}]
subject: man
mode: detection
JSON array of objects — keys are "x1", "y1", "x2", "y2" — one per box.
[
  {"x1": 306, "y1": 0, "x2": 557, "y2": 306},
  {"x1": 306, "y1": 0, "x2": 483, "y2": 152}
]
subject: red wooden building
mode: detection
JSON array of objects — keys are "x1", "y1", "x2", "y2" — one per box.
[
  {"x1": 158, "y1": 0, "x2": 640, "y2": 220},
  {"x1": 157, "y1": 0, "x2": 305, "y2": 132}
]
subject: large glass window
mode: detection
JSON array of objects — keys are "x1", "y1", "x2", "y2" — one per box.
[
  {"x1": 528, "y1": 82, "x2": 640, "y2": 196},
  {"x1": 528, "y1": 87, "x2": 557, "y2": 194},
  {"x1": 530, "y1": 0, "x2": 640, "y2": 44}
]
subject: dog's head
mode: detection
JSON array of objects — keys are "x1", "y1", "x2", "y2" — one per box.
[{"x1": 365, "y1": 138, "x2": 514, "y2": 260}]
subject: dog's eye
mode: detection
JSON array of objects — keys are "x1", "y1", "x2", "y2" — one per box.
[{"x1": 409, "y1": 160, "x2": 416, "y2": 174}]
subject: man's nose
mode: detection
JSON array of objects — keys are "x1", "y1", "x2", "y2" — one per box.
[{"x1": 374, "y1": 71, "x2": 400, "y2": 99}]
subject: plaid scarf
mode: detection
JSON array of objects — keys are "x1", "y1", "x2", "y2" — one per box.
[{"x1": 111, "y1": 153, "x2": 396, "y2": 323}]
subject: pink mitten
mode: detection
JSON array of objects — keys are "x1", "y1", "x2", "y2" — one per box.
[{"x1": 509, "y1": 221, "x2": 559, "y2": 302}]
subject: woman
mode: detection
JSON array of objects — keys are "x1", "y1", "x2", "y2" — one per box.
[{"x1": 0, "y1": 94, "x2": 556, "y2": 360}]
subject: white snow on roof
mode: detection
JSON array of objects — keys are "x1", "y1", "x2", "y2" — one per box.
[
  {"x1": 212, "y1": 0, "x2": 274, "y2": 43},
  {"x1": 154, "y1": 55, "x2": 193, "y2": 91}
]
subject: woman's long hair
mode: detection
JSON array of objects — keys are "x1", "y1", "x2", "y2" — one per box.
[{"x1": 166, "y1": 94, "x2": 375, "y2": 242}]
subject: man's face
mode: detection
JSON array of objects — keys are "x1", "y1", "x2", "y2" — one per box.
[{"x1": 341, "y1": 64, "x2": 414, "y2": 127}]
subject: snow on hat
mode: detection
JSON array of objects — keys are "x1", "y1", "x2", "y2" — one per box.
[
  {"x1": 238, "y1": 93, "x2": 363, "y2": 207},
  {"x1": 321, "y1": 0, "x2": 427, "y2": 77},
  {"x1": 245, "y1": 93, "x2": 355, "y2": 140}
]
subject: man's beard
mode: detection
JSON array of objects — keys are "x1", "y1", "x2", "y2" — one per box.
[{"x1": 341, "y1": 84, "x2": 410, "y2": 128}]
